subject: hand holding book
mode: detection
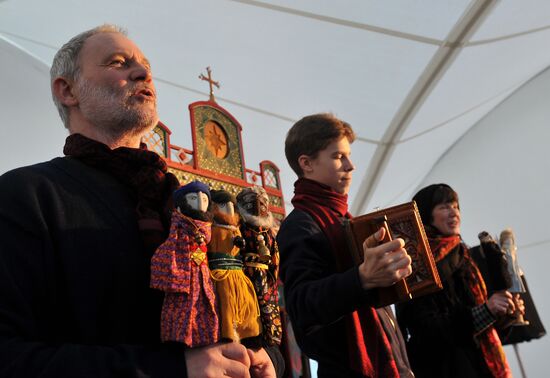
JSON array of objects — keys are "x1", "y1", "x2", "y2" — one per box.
[
  {"x1": 343, "y1": 201, "x2": 443, "y2": 307},
  {"x1": 358, "y1": 227, "x2": 412, "y2": 290}
]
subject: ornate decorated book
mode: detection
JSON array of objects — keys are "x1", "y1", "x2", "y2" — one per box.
[{"x1": 343, "y1": 201, "x2": 442, "y2": 307}]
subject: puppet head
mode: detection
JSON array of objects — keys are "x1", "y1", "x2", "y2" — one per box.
[
  {"x1": 173, "y1": 180, "x2": 212, "y2": 221},
  {"x1": 237, "y1": 186, "x2": 276, "y2": 229},
  {"x1": 211, "y1": 189, "x2": 240, "y2": 227},
  {"x1": 500, "y1": 228, "x2": 517, "y2": 255},
  {"x1": 478, "y1": 231, "x2": 512, "y2": 291}
]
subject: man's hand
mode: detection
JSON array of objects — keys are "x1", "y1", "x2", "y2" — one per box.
[
  {"x1": 358, "y1": 227, "x2": 412, "y2": 290},
  {"x1": 487, "y1": 290, "x2": 515, "y2": 317},
  {"x1": 185, "y1": 342, "x2": 251, "y2": 378},
  {"x1": 247, "y1": 348, "x2": 276, "y2": 378}
]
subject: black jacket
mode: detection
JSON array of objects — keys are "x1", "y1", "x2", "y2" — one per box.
[
  {"x1": 277, "y1": 209, "x2": 412, "y2": 378},
  {"x1": 396, "y1": 243, "x2": 492, "y2": 378}
]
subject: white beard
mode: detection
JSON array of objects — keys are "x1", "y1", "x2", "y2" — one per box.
[
  {"x1": 76, "y1": 78, "x2": 158, "y2": 139},
  {"x1": 238, "y1": 204, "x2": 276, "y2": 229}
]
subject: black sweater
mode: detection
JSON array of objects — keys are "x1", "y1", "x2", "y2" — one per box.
[{"x1": 0, "y1": 157, "x2": 187, "y2": 377}]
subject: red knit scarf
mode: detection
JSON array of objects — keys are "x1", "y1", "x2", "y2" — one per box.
[
  {"x1": 291, "y1": 178, "x2": 398, "y2": 378},
  {"x1": 429, "y1": 233, "x2": 511, "y2": 378},
  {"x1": 63, "y1": 133, "x2": 180, "y2": 254}
]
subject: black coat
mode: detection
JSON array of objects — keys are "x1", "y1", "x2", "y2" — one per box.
[
  {"x1": 396, "y1": 244, "x2": 492, "y2": 378},
  {"x1": 277, "y1": 209, "x2": 412, "y2": 378},
  {"x1": 0, "y1": 157, "x2": 187, "y2": 377}
]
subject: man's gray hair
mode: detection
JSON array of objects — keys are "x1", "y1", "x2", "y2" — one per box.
[{"x1": 50, "y1": 24, "x2": 127, "y2": 128}]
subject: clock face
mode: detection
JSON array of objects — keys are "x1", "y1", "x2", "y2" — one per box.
[{"x1": 204, "y1": 121, "x2": 229, "y2": 159}]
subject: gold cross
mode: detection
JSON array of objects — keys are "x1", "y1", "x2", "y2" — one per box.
[{"x1": 199, "y1": 66, "x2": 220, "y2": 102}]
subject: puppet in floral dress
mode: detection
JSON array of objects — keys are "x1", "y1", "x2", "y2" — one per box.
[{"x1": 150, "y1": 181, "x2": 219, "y2": 347}]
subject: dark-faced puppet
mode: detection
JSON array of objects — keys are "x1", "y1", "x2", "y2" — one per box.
[{"x1": 237, "y1": 186, "x2": 282, "y2": 346}]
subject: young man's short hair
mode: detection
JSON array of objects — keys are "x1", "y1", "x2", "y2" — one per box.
[{"x1": 285, "y1": 113, "x2": 355, "y2": 176}]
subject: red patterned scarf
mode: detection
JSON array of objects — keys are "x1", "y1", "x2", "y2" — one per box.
[
  {"x1": 428, "y1": 232, "x2": 511, "y2": 378},
  {"x1": 64, "y1": 133, "x2": 180, "y2": 254},
  {"x1": 291, "y1": 178, "x2": 398, "y2": 378}
]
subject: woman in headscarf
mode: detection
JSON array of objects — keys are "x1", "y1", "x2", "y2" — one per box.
[{"x1": 396, "y1": 183, "x2": 515, "y2": 378}]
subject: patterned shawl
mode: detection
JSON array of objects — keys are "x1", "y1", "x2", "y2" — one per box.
[{"x1": 428, "y1": 230, "x2": 511, "y2": 378}]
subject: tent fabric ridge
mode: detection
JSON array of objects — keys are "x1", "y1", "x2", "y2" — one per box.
[
  {"x1": 154, "y1": 77, "x2": 297, "y2": 123},
  {"x1": 518, "y1": 239, "x2": 550, "y2": 250},
  {"x1": 396, "y1": 77, "x2": 529, "y2": 144},
  {"x1": 355, "y1": 136, "x2": 385, "y2": 146},
  {"x1": 0, "y1": 29, "x2": 58, "y2": 51},
  {"x1": 228, "y1": 0, "x2": 550, "y2": 49},
  {"x1": 227, "y1": 0, "x2": 443, "y2": 46},
  {"x1": 350, "y1": 0, "x2": 498, "y2": 215},
  {"x1": 466, "y1": 23, "x2": 550, "y2": 47},
  {"x1": 0, "y1": 33, "x2": 51, "y2": 70},
  {"x1": 349, "y1": 67, "x2": 525, "y2": 150}
]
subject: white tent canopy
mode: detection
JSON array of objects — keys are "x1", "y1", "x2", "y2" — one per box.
[
  {"x1": 420, "y1": 64, "x2": 550, "y2": 378},
  {"x1": 1, "y1": 1, "x2": 549, "y2": 376}
]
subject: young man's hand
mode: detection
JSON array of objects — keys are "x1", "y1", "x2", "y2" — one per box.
[{"x1": 358, "y1": 227, "x2": 412, "y2": 290}]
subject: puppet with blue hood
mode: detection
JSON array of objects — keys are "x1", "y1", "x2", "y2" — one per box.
[{"x1": 150, "y1": 180, "x2": 219, "y2": 347}]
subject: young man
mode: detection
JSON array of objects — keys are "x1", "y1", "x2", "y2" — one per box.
[
  {"x1": 0, "y1": 25, "x2": 276, "y2": 378},
  {"x1": 277, "y1": 113, "x2": 414, "y2": 377}
]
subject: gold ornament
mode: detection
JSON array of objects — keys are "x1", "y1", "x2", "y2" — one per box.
[{"x1": 191, "y1": 249, "x2": 207, "y2": 266}]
